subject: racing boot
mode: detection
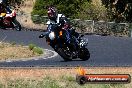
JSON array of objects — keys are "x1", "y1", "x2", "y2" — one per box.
[{"x1": 0, "y1": 17, "x2": 5, "y2": 29}]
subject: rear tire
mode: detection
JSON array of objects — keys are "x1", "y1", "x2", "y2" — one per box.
[
  {"x1": 12, "y1": 19, "x2": 21, "y2": 31},
  {"x1": 79, "y1": 48, "x2": 90, "y2": 61},
  {"x1": 57, "y1": 48, "x2": 72, "y2": 61}
]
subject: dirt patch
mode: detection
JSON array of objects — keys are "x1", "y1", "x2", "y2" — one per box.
[
  {"x1": 0, "y1": 42, "x2": 41, "y2": 61},
  {"x1": 16, "y1": 0, "x2": 47, "y2": 30}
]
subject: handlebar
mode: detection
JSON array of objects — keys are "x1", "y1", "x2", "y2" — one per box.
[{"x1": 39, "y1": 32, "x2": 48, "y2": 38}]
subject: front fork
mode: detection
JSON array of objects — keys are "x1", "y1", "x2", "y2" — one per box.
[{"x1": 11, "y1": 17, "x2": 17, "y2": 27}]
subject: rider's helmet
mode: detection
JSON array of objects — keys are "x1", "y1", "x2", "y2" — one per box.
[
  {"x1": 47, "y1": 6, "x2": 57, "y2": 22},
  {"x1": 0, "y1": 1, "x2": 3, "y2": 7},
  {"x1": 0, "y1": 1, "x2": 4, "y2": 12}
]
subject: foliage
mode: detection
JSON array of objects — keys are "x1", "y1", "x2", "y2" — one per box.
[
  {"x1": 31, "y1": 0, "x2": 132, "y2": 22},
  {"x1": 31, "y1": 0, "x2": 111, "y2": 21},
  {"x1": 29, "y1": 44, "x2": 43, "y2": 54},
  {"x1": 4, "y1": 0, "x2": 132, "y2": 22},
  {"x1": 78, "y1": 2, "x2": 108, "y2": 21},
  {"x1": 4, "y1": 0, "x2": 24, "y2": 6},
  {"x1": 31, "y1": 0, "x2": 92, "y2": 19},
  {"x1": 31, "y1": 0, "x2": 46, "y2": 16},
  {"x1": 101, "y1": 0, "x2": 132, "y2": 22},
  {"x1": 32, "y1": 47, "x2": 43, "y2": 54},
  {"x1": 28, "y1": 44, "x2": 36, "y2": 50}
]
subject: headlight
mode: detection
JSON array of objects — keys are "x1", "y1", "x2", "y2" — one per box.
[{"x1": 49, "y1": 32, "x2": 55, "y2": 40}]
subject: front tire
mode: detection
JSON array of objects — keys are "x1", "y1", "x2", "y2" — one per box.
[
  {"x1": 57, "y1": 48, "x2": 72, "y2": 61},
  {"x1": 12, "y1": 19, "x2": 21, "y2": 31},
  {"x1": 79, "y1": 48, "x2": 90, "y2": 61}
]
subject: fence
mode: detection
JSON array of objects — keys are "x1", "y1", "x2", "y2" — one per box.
[{"x1": 31, "y1": 15, "x2": 131, "y2": 37}]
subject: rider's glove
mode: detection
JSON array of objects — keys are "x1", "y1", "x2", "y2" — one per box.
[{"x1": 39, "y1": 34, "x2": 44, "y2": 38}]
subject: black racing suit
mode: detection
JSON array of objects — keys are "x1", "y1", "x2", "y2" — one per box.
[{"x1": 58, "y1": 17, "x2": 79, "y2": 51}]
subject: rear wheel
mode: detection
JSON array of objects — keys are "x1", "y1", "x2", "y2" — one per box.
[
  {"x1": 79, "y1": 48, "x2": 90, "y2": 61},
  {"x1": 12, "y1": 19, "x2": 21, "y2": 31}
]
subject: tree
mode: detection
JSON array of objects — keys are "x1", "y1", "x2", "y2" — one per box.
[
  {"x1": 31, "y1": 0, "x2": 90, "y2": 18},
  {"x1": 101, "y1": 0, "x2": 132, "y2": 22}
]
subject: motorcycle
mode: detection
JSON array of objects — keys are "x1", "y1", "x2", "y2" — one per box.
[
  {"x1": 39, "y1": 23, "x2": 90, "y2": 61},
  {"x1": 0, "y1": 6, "x2": 21, "y2": 31}
]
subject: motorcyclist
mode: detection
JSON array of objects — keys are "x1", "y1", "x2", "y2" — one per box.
[
  {"x1": 46, "y1": 6, "x2": 79, "y2": 44},
  {"x1": 0, "y1": 1, "x2": 6, "y2": 28},
  {"x1": 44, "y1": 6, "x2": 81, "y2": 52}
]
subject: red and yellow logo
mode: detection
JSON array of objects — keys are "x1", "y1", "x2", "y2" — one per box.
[{"x1": 76, "y1": 67, "x2": 131, "y2": 85}]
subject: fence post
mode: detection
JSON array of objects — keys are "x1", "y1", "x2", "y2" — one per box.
[
  {"x1": 129, "y1": 29, "x2": 132, "y2": 37},
  {"x1": 128, "y1": 23, "x2": 132, "y2": 37},
  {"x1": 92, "y1": 20, "x2": 94, "y2": 33}
]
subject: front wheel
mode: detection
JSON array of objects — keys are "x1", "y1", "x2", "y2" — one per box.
[
  {"x1": 57, "y1": 48, "x2": 72, "y2": 61},
  {"x1": 12, "y1": 19, "x2": 21, "y2": 31},
  {"x1": 79, "y1": 48, "x2": 90, "y2": 61}
]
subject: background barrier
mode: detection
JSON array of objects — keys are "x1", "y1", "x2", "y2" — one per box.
[{"x1": 18, "y1": 14, "x2": 132, "y2": 37}]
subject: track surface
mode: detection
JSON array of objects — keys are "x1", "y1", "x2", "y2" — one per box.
[{"x1": 0, "y1": 29, "x2": 132, "y2": 67}]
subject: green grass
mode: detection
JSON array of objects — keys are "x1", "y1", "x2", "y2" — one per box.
[{"x1": 60, "y1": 75, "x2": 75, "y2": 82}]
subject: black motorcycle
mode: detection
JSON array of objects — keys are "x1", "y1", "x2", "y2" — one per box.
[{"x1": 39, "y1": 23, "x2": 90, "y2": 61}]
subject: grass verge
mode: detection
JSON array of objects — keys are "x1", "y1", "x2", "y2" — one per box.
[
  {"x1": 0, "y1": 42, "x2": 43, "y2": 61},
  {"x1": 28, "y1": 44, "x2": 43, "y2": 54},
  {"x1": 0, "y1": 67, "x2": 131, "y2": 88}
]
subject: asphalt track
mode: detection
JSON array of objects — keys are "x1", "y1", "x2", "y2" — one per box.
[{"x1": 0, "y1": 29, "x2": 132, "y2": 67}]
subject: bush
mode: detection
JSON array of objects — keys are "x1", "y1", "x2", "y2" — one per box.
[
  {"x1": 31, "y1": 0, "x2": 47, "y2": 16},
  {"x1": 32, "y1": 47, "x2": 43, "y2": 54},
  {"x1": 28, "y1": 44, "x2": 36, "y2": 50},
  {"x1": 31, "y1": 0, "x2": 109, "y2": 23},
  {"x1": 28, "y1": 44, "x2": 43, "y2": 55},
  {"x1": 78, "y1": 2, "x2": 108, "y2": 21},
  {"x1": 31, "y1": 0, "x2": 91, "y2": 18}
]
